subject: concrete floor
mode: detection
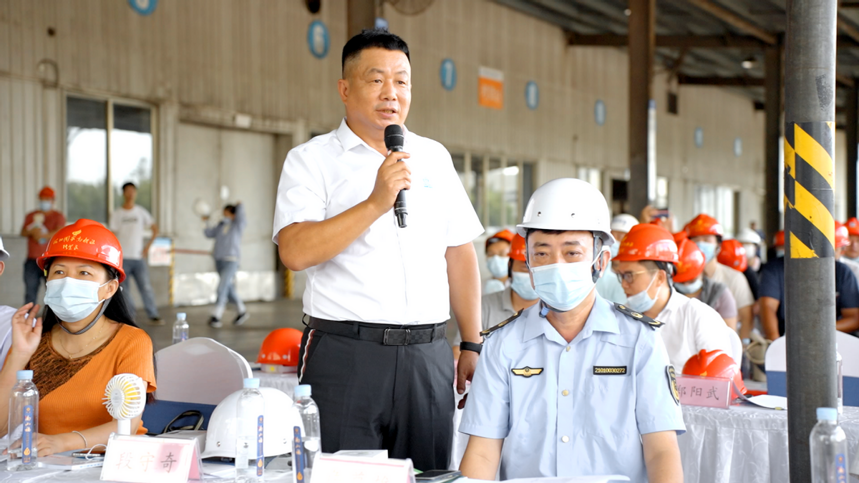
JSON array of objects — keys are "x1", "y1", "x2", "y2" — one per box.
[{"x1": 139, "y1": 299, "x2": 462, "y2": 362}]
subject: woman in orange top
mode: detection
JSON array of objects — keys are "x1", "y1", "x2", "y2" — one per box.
[{"x1": 0, "y1": 219, "x2": 156, "y2": 456}]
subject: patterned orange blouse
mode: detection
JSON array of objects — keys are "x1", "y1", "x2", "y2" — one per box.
[{"x1": 28, "y1": 323, "x2": 157, "y2": 435}]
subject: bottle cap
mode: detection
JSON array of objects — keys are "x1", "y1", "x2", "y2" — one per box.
[
  {"x1": 243, "y1": 378, "x2": 260, "y2": 389},
  {"x1": 295, "y1": 384, "x2": 312, "y2": 398},
  {"x1": 177, "y1": 313, "x2": 187, "y2": 321},
  {"x1": 16, "y1": 370, "x2": 33, "y2": 381},
  {"x1": 817, "y1": 407, "x2": 838, "y2": 421}
]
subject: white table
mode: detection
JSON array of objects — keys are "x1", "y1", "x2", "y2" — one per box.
[{"x1": 680, "y1": 404, "x2": 859, "y2": 483}]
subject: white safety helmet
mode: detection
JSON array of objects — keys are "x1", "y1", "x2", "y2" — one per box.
[
  {"x1": 200, "y1": 387, "x2": 303, "y2": 459},
  {"x1": 517, "y1": 178, "x2": 616, "y2": 247},
  {"x1": 610, "y1": 214, "x2": 639, "y2": 234},
  {"x1": 736, "y1": 227, "x2": 762, "y2": 245}
]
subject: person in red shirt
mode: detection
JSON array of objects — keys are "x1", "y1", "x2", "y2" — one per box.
[{"x1": 19, "y1": 186, "x2": 66, "y2": 305}]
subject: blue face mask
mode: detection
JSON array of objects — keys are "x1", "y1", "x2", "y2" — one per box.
[
  {"x1": 609, "y1": 243, "x2": 619, "y2": 259},
  {"x1": 674, "y1": 277, "x2": 703, "y2": 295},
  {"x1": 696, "y1": 241, "x2": 718, "y2": 264},
  {"x1": 776, "y1": 249, "x2": 785, "y2": 258},
  {"x1": 487, "y1": 256, "x2": 510, "y2": 279},
  {"x1": 530, "y1": 259, "x2": 597, "y2": 312},
  {"x1": 39, "y1": 201, "x2": 52, "y2": 212},
  {"x1": 44, "y1": 277, "x2": 110, "y2": 323},
  {"x1": 510, "y1": 272, "x2": 539, "y2": 300},
  {"x1": 626, "y1": 273, "x2": 659, "y2": 313}
]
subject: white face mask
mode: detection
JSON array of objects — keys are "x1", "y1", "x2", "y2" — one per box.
[
  {"x1": 44, "y1": 277, "x2": 110, "y2": 323},
  {"x1": 487, "y1": 256, "x2": 510, "y2": 279},
  {"x1": 530, "y1": 258, "x2": 598, "y2": 312}
]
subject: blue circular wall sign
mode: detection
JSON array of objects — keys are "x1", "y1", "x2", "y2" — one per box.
[
  {"x1": 734, "y1": 137, "x2": 743, "y2": 157},
  {"x1": 694, "y1": 127, "x2": 704, "y2": 148},
  {"x1": 307, "y1": 21, "x2": 330, "y2": 59},
  {"x1": 128, "y1": 0, "x2": 157, "y2": 16},
  {"x1": 440, "y1": 59, "x2": 457, "y2": 91},
  {"x1": 594, "y1": 99, "x2": 606, "y2": 126},
  {"x1": 525, "y1": 81, "x2": 539, "y2": 110}
]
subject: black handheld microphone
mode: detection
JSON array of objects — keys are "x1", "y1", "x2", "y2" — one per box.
[{"x1": 384, "y1": 124, "x2": 408, "y2": 228}]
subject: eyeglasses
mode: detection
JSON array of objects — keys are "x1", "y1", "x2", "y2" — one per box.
[{"x1": 615, "y1": 269, "x2": 657, "y2": 285}]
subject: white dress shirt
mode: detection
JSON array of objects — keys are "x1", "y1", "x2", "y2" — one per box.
[
  {"x1": 655, "y1": 288, "x2": 733, "y2": 368},
  {"x1": 273, "y1": 119, "x2": 483, "y2": 324}
]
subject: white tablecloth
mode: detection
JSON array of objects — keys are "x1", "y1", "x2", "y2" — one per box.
[{"x1": 680, "y1": 404, "x2": 859, "y2": 483}]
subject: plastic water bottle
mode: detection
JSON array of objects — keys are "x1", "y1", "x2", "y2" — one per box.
[
  {"x1": 293, "y1": 384, "x2": 321, "y2": 478},
  {"x1": 810, "y1": 407, "x2": 849, "y2": 483},
  {"x1": 235, "y1": 378, "x2": 264, "y2": 481},
  {"x1": 837, "y1": 345, "x2": 844, "y2": 415},
  {"x1": 7, "y1": 370, "x2": 38, "y2": 471},
  {"x1": 172, "y1": 313, "x2": 189, "y2": 345}
]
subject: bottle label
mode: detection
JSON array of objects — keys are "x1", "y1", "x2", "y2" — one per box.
[
  {"x1": 22, "y1": 404, "x2": 34, "y2": 464},
  {"x1": 256, "y1": 415, "x2": 264, "y2": 477},
  {"x1": 293, "y1": 426, "x2": 305, "y2": 481},
  {"x1": 836, "y1": 453, "x2": 847, "y2": 483},
  {"x1": 181, "y1": 333, "x2": 188, "y2": 342}
]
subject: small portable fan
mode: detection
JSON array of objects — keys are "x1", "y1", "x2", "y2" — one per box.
[{"x1": 103, "y1": 374, "x2": 147, "y2": 436}]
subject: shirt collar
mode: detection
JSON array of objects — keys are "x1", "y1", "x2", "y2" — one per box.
[
  {"x1": 521, "y1": 293, "x2": 620, "y2": 344},
  {"x1": 335, "y1": 118, "x2": 411, "y2": 154},
  {"x1": 657, "y1": 287, "x2": 683, "y2": 319}
]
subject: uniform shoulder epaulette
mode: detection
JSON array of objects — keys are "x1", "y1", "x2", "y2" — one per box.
[
  {"x1": 480, "y1": 309, "x2": 524, "y2": 339},
  {"x1": 613, "y1": 303, "x2": 664, "y2": 330}
]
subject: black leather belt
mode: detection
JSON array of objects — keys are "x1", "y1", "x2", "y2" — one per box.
[{"x1": 306, "y1": 316, "x2": 447, "y2": 346}]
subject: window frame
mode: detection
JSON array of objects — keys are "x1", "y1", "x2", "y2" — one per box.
[{"x1": 63, "y1": 91, "x2": 158, "y2": 223}]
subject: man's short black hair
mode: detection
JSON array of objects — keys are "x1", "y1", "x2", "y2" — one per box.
[
  {"x1": 224, "y1": 205, "x2": 237, "y2": 215},
  {"x1": 122, "y1": 182, "x2": 136, "y2": 191},
  {"x1": 342, "y1": 28, "x2": 410, "y2": 77}
]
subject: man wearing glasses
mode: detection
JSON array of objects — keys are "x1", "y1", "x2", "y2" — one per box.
[{"x1": 612, "y1": 223, "x2": 733, "y2": 368}]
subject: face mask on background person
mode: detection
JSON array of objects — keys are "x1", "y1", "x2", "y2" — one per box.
[
  {"x1": 510, "y1": 272, "x2": 539, "y2": 300},
  {"x1": 674, "y1": 277, "x2": 703, "y2": 295},
  {"x1": 39, "y1": 201, "x2": 52, "y2": 212},
  {"x1": 530, "y1": 258, "x2": 598, "y2": 312},
  {"x1": 609, "y1": 243, "x2": 620, "y2": 259},
  {"x1": 44, "y1": 277, "x2": 111, "y2": 323},
  {"x1": 695, "y1": 241, "x2": 718, "y2": 264},
  {"x1": 487, "y1": 255, "x2": 510, "y2": 279},
  {"x1": 626, "y1": 273, "x2": 660, "y2": 313}
]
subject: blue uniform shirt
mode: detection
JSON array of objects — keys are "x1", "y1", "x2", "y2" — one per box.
[{"x1": 460, "y1": 294, "x2": 685, "y2": 481}]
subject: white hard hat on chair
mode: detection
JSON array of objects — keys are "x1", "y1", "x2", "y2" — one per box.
[{"x1": 516, "y1": 178, "x2": 616, "y2": 247}]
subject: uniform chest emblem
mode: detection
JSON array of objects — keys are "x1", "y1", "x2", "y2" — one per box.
[{"x1": 512, "y1": 366, "x2": 543, "y2": 378}]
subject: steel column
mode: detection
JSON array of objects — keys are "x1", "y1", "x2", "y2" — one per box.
[
  {"x1": 628, "y1": 0, "x2": 656, "y2": 216},
  {"x1": 847, "y1": 80, "x2": 858, "y2": 218},
  {"x1": 765, "y1": 45, "x2": 783, "y2": 244}
]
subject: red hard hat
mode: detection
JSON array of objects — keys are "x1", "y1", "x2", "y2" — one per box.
[
  {"x1": 37, "y1": 219, "x2": 125, "y2": 283},
  {"x1": 685, "y1": 214, "x2": 724, "y2": 238},
  {"x1": 774, "y1": 230, "x2": 785, "y2": 248},
  {"x1": 39, "y1": 186, "x2": 56, "y2": 200},
  {"x1": 683, "y1": 349, "x2": 747, "y2": 399},
  {"x1": 485, "y1": 229, "x2": 515, "y2": 249},
  {"x1": 836, "y1": 221, "x2": 850, "y2": 249},
  {"x1": 257, "y1": 328, "x2": 303, "y2": 366},
  {"x1": 674, "y1": 237, "x2": 706, "y2": 283},
  {"x1": 509, "y1": 234, "x2": 526, "y2": 262},
  {"x1": 613, "y1": 224, "x2": 679, "y2": 264},
  {"x1": 847, "y1": 218, "x2": 859, "y2": 237},
  {"x1": 717, "y1": 239, "x2": 748, "y2": 272}
]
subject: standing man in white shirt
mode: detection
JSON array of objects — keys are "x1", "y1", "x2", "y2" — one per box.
[
  {"x1": 272, "y1": 29, "x2": 483, "y2": 470},
  {"x1": 110, "y1": 182, "x2": 162, "y2": 325}
]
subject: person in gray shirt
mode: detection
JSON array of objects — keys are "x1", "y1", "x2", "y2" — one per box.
[{"x1": 203, "y1": 202, "x2": 248, "y2": 328}]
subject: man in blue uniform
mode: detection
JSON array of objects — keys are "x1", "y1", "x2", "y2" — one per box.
[{"x1": 459, "y1": 178, "x2": 685, "y2": 482}]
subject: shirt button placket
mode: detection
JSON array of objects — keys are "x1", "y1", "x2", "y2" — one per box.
[{"x1": 557, "y1": 343, "x2": 574, "y2": 474}]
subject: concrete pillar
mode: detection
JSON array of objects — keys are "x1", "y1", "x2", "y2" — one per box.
[
  {"x1": 847, "y1": 80, "x2": 858, "y2": 218},
  {"x1": 627, "y1": 0, "x2": 656, "y2": 216}
]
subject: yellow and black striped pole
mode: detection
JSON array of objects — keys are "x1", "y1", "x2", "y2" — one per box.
[{"x1": 783, "y1": 0, "x2": 838, "y2": 480}]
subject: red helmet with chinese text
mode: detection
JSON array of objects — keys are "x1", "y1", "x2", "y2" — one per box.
[
  {"x1": 37, "y1": 219, "x2": 125, "y2": 282},
  {"x1": 683, "y1": 349, "x2": 747, "y2": 399}
]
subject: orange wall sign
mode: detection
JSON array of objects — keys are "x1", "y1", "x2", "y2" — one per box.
[{"x1": 478, "y1": 67, "x2": 504, "y2": 110}]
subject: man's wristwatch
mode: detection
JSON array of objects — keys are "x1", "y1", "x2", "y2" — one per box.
[{"x1": 460, "y1": 341, "x2": 483, "y2": 354}]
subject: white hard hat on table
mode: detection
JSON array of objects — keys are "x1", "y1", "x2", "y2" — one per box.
[
  {"x1": 610, "y1": 214, "x2": 639, "y2": 234},
  {"x1": 516, "y1": 178, "x2": 616, "y2": 247},
  {"x1": 200, "y1": 386, "x2": 303, "y2": 459},
  {"x1": 0, "y1": 235, "x2": 9, "y2": 261},
  {"x1": 736, "y1": 227, "x2": 762, "y2": 245}
]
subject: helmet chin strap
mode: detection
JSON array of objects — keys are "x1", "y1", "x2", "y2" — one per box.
[{"x1": 59, "y1": 297, "x2": 112, "y2": 335}]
